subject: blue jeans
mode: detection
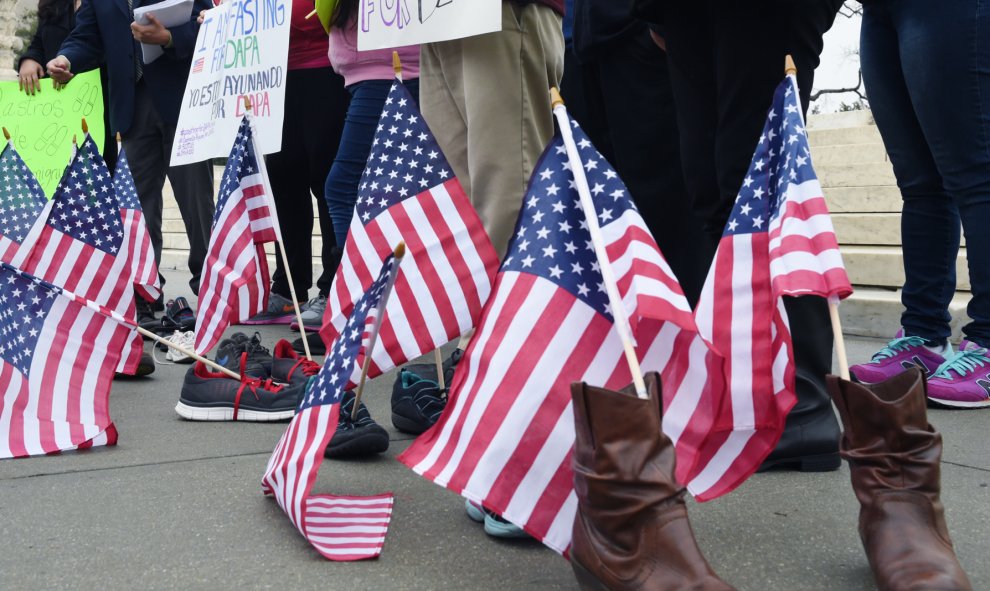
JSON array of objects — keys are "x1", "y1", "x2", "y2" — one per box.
[
  {"x1": 324, "y1": 78, "x2": 420, "y2": 247},
  {"x1": 861, "y1": 0, "x2": 990, "y2": 347}
]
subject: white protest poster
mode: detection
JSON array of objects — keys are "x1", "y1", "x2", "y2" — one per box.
[
  {"x1": 357, "y1": 0, "x2": 501, "y2": 51},
  {"x1": 171, "y1": 0, "x2": 292, "y2": 167}
]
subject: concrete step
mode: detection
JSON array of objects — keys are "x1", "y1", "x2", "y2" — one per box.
[
  {"x1": 841, "y1": 245, "x2": 970, "y2": 291},
  {"x1": 832, "y1": 213, "x2": 966, "y2": 247},
  {"x1": 841, "y1": 287, "x2": 970, "y2": 341},
  {"x1": 162, "y1": 233, "x2": 329, "y2": 259},
  {"x1": 824, "y1": 185, "x2": 901, "y2": 213},
  {"x1": 817, "y1": 162, "x2": 897, "y2": 188},
  {"x1": 808, "y1": 125, "x2": 883, "y2": 148},
  {"x1": 807, "y1": 110, "x2": 876, "y2": 130},
  {"x1": 812, "y1": 143, "x2": 889, "y2": 166}
]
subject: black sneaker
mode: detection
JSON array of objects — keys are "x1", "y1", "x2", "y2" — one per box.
[
  {"x1": 391, "y1": 369, "x2": 446, "y2": 434},
  {"x1": 164, "y1": 297, "x2": 196, "y2": 332},
  {"x1": 175, "y1": 361, "x2": 301, "y2": 421},
  {"x1": 292, "y1": 331, "x2": 326, "y2": 356},
  {"x1": 136, "y1": 297, "x2": 158, "y2": 331},
  {"x1": 272, "y1": 339, "x2": 321, "y2": 387},
  {"x1": 214, "y1": 332, "x2": 273, "y2": 378},
  {"x1": 152, "y1": 294, "x2": 165, "y2": 312},
  {"x1": 114, "y1": 352, "x2": 157, "y2": 379},
  {"x1": 400, "y1": 348, "x2": 463, "y2": 386},
  {"x1": 325, "y1": 390, "x2": 390, "y2": 458}
]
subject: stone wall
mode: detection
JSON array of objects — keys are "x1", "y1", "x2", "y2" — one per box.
[{"x1": 0, "y1": 0, "x2": 38, "y2": 80}]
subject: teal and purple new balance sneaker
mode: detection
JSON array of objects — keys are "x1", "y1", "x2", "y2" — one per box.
[
  {"x1": 926, "y1": 340, "x2": 990, "y2": 409},
  {"x1": 850, "y1": 330, "x2": 950, "y2": 384}
]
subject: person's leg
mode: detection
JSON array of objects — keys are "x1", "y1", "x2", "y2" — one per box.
[
  {"x1": 302, "y1": 68, "x2": 349, "y2": 297},
  {"x1": 437, "y1": 2, "x2": 564, "y2": 256},
  {"x1": 594, "y1": 27, "x2": 708, "y2": 305},
  {"x1": 884, "y1": 0, "x2": 990, "y2": 348},
  {"x1": 122, "y1": 83, "x2": 168, "y2": 285},
  {"x1": 859, "y1": 3, "x2": 957, "y2": 346},
  {"x1": 324, "y1": 79, "x2": 395, "y2": 248}
]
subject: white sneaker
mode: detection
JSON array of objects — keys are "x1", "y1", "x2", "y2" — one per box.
[{"x1": 165, "y1": 331, "x2": 196, "y2": 364}]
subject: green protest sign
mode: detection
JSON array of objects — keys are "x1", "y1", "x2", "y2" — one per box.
[{"x1": 0, "y1": 70, "x2": 106, "y2": 198}]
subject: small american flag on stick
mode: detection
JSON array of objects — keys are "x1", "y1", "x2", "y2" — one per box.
[
  {"x1": 321, "y1": 80, "x2": 499, "y2": 383},
  {"x1": 194, "y1": 117, "x2": 278, "y2": 355},
  {"x1": 263, "y1": 254, "x2": 400, "y2": 560},
  {"x1": 685, "y1": 72, "x2": 852, "y2": 501},
  {"x1": 113, "y1": 147, "x2": 161, "y2": 303},
  {"x1": 0, "y1": 141, "x2": 47, "y2": 264},
  {"x1": 400, "y1": 116, "x2": 705, "y2": 553},
  {"x1": 0, "y1": 262, "x2": 130, "y2": 458}
]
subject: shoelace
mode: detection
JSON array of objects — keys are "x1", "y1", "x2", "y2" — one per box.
[
  {"x1": 286, "y1": 357, "x2": 321, "y2": 381},
  {"x1": 931, "y1": 348, "x2": 990, "y2": 380},
  {"x1": 870, "y1": 336, "x2": 929, "y2": 363},
  {"x1": 233, "y1": 352, "x2": 286, "y2": 421},
  {"x1": 246, "y1": 331, "x2": 271, "y2": 358}
]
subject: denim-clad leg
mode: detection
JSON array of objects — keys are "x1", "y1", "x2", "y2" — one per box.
[
  {"x1": 862, "y1": 0, "x2": 990, "y2": 347},
  {"x1": 325, "y1": 79, "x2": 421, "y2": 248}
]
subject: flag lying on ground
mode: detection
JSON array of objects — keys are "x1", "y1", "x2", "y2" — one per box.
[
  {"x1": 321, "y1": 80, "x2": 499, "y2": 386},
  {"x1": 195, "y1": 117, "x2": 278, "y2": 355},
  {"x1": 113, "y1": 147, "x2": 161, "y2": 303},
  {"x1": 263, "y1": 255, "x2": 398, "y2": 561},
  {"x1": 19, "y1": 135, "x2": 142, "y2": 375},
  {"x1": 0, "y1": 263, "x2": 130, "y2": 458},
  {"x1": 0, "y1": 141, "x2": 48, "y2": 264},
  {"x1": 685, "y1": 73, "x2": 853, "y2": 501},
  {"x1": 399, "y1": 119, "x2": 705, "y2": 554}
]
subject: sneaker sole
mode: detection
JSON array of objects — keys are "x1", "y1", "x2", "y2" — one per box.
[
  {"x1": 238, "y1": 316, "x2": 295, "y2": 326},
  {"x1": 483, "y1": 514, "x2": 529, "y2": 539},
  {"x1": 174, "y1": 402, "x2": 294, "y2": 422},
  {"x1": 465, "y1": 500, "x2": 485, "y2": 523},
  {"x1": 290, "y1": 321, "x2": 322, "y2": 333},
  {"x1": 325, "y1": 432, "x2": 390, "y2": 458},
  {"x1": 926, "y1": 396, "x2": 990, "y2": 409},
  {"x1": 391, "y1": 412, "x2": 431, "y2": 435},
  {"x1": 757, "y1": 452, "x2": 841, "y2": 473}
]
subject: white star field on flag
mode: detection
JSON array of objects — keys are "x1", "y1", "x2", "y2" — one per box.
[
  {"x1": 0, "y1": 143, "x2": 47, "y2": 244},
  {"x1": 47, "y1": 137, "x2": 122, "y2": 255}
]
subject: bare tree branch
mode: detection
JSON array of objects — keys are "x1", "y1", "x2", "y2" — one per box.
[{"x1": 811, "y1": 69, "x2": 867, "y2": 102}]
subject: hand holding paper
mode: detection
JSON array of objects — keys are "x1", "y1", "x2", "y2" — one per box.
[
  {"x1": 133, "y1": 0, "x2": 195, "y2": 64},
  {"x1": 131, "y1": 13, "x2": 172, "y2": 46}
]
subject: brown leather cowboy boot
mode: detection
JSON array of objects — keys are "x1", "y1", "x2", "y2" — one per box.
[
  {"x1": 569, "y1": 372, "x2": 734, "y2": 591},
  {"x1": 827, "y1": 368, "x2": 972, "y2": 591}
]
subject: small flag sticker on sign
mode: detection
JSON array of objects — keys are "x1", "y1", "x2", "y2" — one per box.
[{"x1": 192, "y1": 58, "x2": 205, "y2": 74}]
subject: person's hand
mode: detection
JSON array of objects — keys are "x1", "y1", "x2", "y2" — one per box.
[
  {"x1": 649, "y1": 29, "x2": 666, "y2": 52},
  {"x1": 46, "y1": 55, "x2": 74, "y2": 89},
  {"x1": 18, "y1": 59, "x2": 44, "y2": 95},
  {"x1": 131, "y1": 13, "x2": 172, "y2": 46},
  {"x1": 197, "y1": 9, "x2": 207, "y2": 24}
]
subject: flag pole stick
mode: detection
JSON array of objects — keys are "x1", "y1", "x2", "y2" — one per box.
[
  {"x1": 550, "y1": 88, "x2": 648, "y2": 398},
  {"x1": 783, "y1": 55, "x2": 851, "y2": 380},
  {"x1": 434, "y1": 348, "x2": 446, "y2": 391},
  {"x1": 0, "y1": 263, "x2": 242, "y2": 379},
  {"x1": 2, "y1": 127, "x2": 10, "y2": 141},
  {"x1": 244, "y1": 96, "x2": 313, "y2": 361},
  {"x1": 352, "y1": 242, "x2": 405, "y2": 415}
]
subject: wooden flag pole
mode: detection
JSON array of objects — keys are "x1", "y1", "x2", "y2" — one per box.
[
  {"x1": 351, "y1": 242, "x2": 405, "y2": 415},
  {"x1": 2, "y1": 127, "x2": 10, "y2": 141},
  {"x1": 435, "y1": 348, "x2": 446, "y2": 391},
  {"x1": 244, "y1": 96, "x2": 313, "y2": 360},
  {"x1": 393, "y1": 51, "x2": 403, "y2": 82},
  {"x1": 550, "y1": 88, "x2": 648, "y2": 398},
  {"x1": 783, "y1": 55, "x2": 850, "y2": 380},
  {"x1": 135, "y1": 326, "x2": 241, "y2": 379},
  {"x1": 81, "y1": 117, "x2": 88, "y2": 134}
]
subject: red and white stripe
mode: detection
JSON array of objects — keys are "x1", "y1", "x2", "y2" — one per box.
[
  {"x1": 687, "y1": 232, "x2": 796, "y2": 501},
  {"x1": 22, "y1": 217, "x2": 142, "y2": 374},
  {"x1": 322, "y1": 179, "x2": 498, "y2": 381},
  {"x1": 122, "y1": 207, "x2": 161, "y2": 303},
  {"x1": 768, "y1": 178, "x2": 852, "y2": 299},
  {"x1": 194, "y1": 172, "x2": 274, "y2": 355},
  {"x1": 262, "y1": 404, "x2": 393, "y2": 561},
  {"x1": 0, "y1": 293, "x2": 130, "y2": 458}
]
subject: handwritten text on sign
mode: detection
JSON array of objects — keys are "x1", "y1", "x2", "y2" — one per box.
[
  {"x1": 357, "y1": 0, "x2": 501, "y2": 51},
  {"x1": 171, "y1": 0, "x2": 291, "y2": 166},
  {"x1": 0, "y1": 70, "x2": 105, "y2": 197}
]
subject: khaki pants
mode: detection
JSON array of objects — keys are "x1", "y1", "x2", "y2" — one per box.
[{"x1": 420, "y1": 1, "x2": 564, "y2": 258}]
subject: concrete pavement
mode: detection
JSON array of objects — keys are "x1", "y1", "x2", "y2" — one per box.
[{"x1": 1, "y1": 271, "x2": 987, "y2": 590}]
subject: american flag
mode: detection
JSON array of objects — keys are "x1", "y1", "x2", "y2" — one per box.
[
  {"x1": 0, "y1": 262, "x2": 130, "y2": 458},
  {"x1": 321, "y1": 80, "x2": 499, "y2": 383},
  {"x1": 194, "y1": 117, "x2": 277, "y2": 355},
  {"x1": 399, "y1": 119, "x2": 703, "y2": 554},
  {"x1": 19, "y1": 135, "x2": 143, "y2": 375},
  {"x1": 114, "y1": 147, "x2": 161, "y2": 303},
  {"x1": 0, "y1": 141, "x2": 47, "y2": 264},
  {"x1": 192, "y1": 57, "x2": 205, "y2": 73},
  {"x1": 685, "y1": 74, "x2": 852, "y2": 501},
  {"x1": 263, "y1": 255, "x2": 398, "y2": 561}
]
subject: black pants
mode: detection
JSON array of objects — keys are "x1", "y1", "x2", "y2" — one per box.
[
  {"x1": 561, "y1": 29, "x2": 708, "y2": 305},
  {"x1": 123, "y1": 81, "x2": 215, "y2": 295},
  {"x1": 266, "y1": 67, "x2": 350, "y2": 301},
  {"x1": 663, "y1": 0, "x2": 844, "y2": 421}
]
